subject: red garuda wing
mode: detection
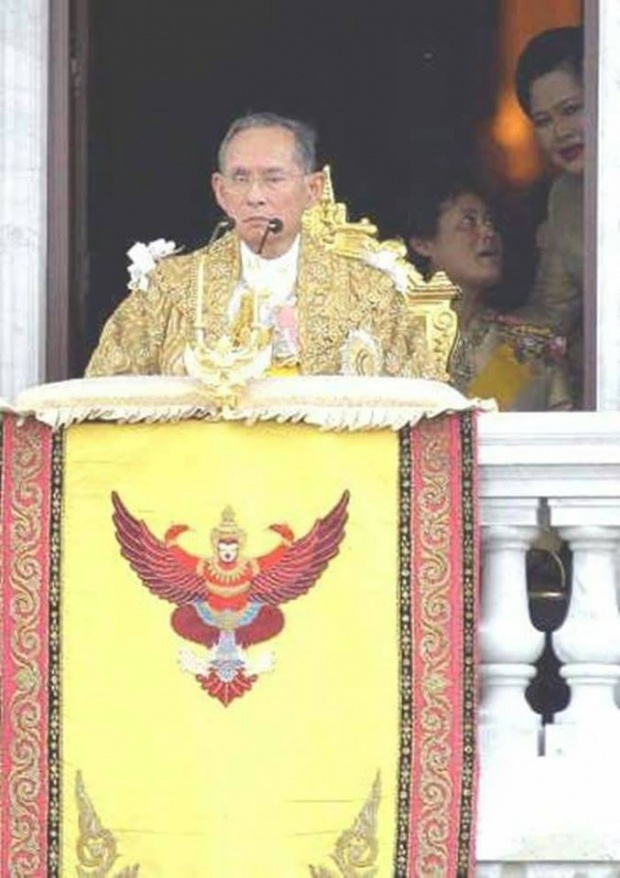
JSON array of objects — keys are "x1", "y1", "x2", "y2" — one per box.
[
  {"x1": 249, "y1": 490, "x2": 349, "y2": 606},
  {"x1": 111, "y1": 491, "x2": 205, "y2": 604}
]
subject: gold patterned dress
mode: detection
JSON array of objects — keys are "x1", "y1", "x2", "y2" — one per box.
[
  {"x1": 520, "y1": 173, "x2": 583, "y2": 404},
  {"x1": 86, "y1": 231, "x2": 424, "y2": 379},
  {"x1": 449, "y1": 308, "x2": 571, "y2": 411}
]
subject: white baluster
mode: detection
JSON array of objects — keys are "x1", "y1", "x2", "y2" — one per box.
[
  {"x1": 479, "y1": 498, "x2": 546, "y2": 761},
  {"x1": 477, "y1": 413, "x2": 620, "y2": 870},
  {"x1": 548, "y1": 520, "x2": 620, "y2": 756}
]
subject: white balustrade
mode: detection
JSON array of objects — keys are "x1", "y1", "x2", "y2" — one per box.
[
  {"x1": 476, "y1": 411, "x2": 620, "y2": 874},
  {"x1": 479, "y1": 511, "x2": 544, "y2": 759},
  {"x1": 478, "y1": 866, "x2": 620, "y2": 878},
  {"x1": 549, "y1": 522, "x2": 620, "y2": 755}
]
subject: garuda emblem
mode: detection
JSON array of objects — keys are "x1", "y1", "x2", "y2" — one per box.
[{"x1": 111, "y1": 491, "x2": 349, "y2": 705}]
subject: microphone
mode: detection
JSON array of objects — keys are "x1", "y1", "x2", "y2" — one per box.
[
  {"x1": 207, "y1": 216, "x2": 235, "y2": 247},
  {"x1": 257, "y1": 218, "x2": 284, "y2": 255}
]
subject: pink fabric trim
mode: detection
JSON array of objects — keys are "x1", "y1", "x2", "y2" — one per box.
[
  {"x1": 0, "y1": 416, "x2": 53, "y2": 876},
  {"x1": 406, "y1": 413, "x2": 478, "y2": 875}
]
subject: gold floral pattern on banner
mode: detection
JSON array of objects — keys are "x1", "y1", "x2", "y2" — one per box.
[
  {"x1": 415, "y1": 417, "x2": 455, "y2": 875},
  {"x1": 0, "y1": 413, "x2": 477, "y2": 876},
  {"x1": 75, "y1": 772, "x2": 140, "y2": 878},
  {"x1": 5, "y1": 419, "x2": 47, "y2": 876},
  {"x1": 395, "y1": 414, "x2": 477, "y2": 877},
  {"x1": 309, "y1": 773, "x2": 381, "y2": 878}
]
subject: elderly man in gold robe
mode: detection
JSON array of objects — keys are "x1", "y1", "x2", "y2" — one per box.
[{"x1": 86, "y1": 112, "x2": 423, "y2": 379}]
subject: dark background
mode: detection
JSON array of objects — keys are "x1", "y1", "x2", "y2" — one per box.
[{"x1": 85, "y1": 0, "x2": 539, "y2": 369}]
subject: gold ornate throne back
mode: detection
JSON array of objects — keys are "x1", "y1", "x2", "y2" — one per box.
[{"x1": 302, "y1": 166, "x2": 459, "y2": 382}]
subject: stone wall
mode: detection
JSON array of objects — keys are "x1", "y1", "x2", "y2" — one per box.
[{"x1": 0, "y1": 0, "x2": 47, "y2": 398}]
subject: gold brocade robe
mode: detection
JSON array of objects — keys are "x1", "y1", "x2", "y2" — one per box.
[
  {"x1": 86, "y1": 232, "x2": 418, "y2": 378},
  {"x1": 525, "y1": 174, "x2": 583, "y2": 336},
  {"x1": 520, "y1": 173, "x2": 583, "y2": 406}
]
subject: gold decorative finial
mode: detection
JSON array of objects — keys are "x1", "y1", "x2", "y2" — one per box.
[
  {"x1": 75, "y1": 772, "x2": 140, "y2": 878},
  {"x1": 183, "y1": 331, "x2": 273, "y2": 410},
  {"x1": 309, "y1": 772, "x2": 382, "y2": 877},
  {"x1": 322, "y1": 164, "x2": 336, "y2": 204},
  {"x1": 303, "y1": 167, "x2": 459, "y2": 381}
]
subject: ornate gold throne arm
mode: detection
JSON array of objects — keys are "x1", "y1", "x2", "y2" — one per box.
[{"x1": 302, "y1": 166, "x2": 460, "y2": 381}]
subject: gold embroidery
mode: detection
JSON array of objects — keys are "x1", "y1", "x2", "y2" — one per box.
[
  {"x1": 449, "y1": 314, "x2": 491, "y2": 391},
  {"x1": 86, "y1": 168, "x2": 459, "y2": 380},
  {"x1": 192, "y1": 231, "x2": 406, "y2": 379},
  {"x1": 411, "y1": 287, "x2": 460, "y2": 382},
  {"x1": 85, "y1": 249, "x2": 194, "y2": 377},
  {"x1": 5, "y1": 419, "x2": 47, "y2": 876},
  {"x1": 396, "y1": 417, "x2": 478, "y2": 874},
  {"x1": 75, "y1": 772, "x2": 140, "y2": 878},
  {"x1": 415, "y1": 419, "x2": 454, "y2": 876},
  {"x1": 302, "y1": 166, "x2": 379, "y2": 254},
  {"x1": 194, "y1": 235, "x2": 241, "y2": 349},
  {"x1": 303, "y1": 166, "x2": 459, "y2": 381},
  {"x1": 309, "y1": 773, "x2": 381, "y2": 878}
]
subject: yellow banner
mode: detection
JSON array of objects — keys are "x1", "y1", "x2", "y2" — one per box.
[{"x1": 61, "y1": 420, "x2": 401, "y2": 876}]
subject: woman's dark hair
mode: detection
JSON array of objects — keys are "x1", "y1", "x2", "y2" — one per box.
[
  {"x1": 515, "y1": 26, "x2": 584, "y2": 117},
  {"x1": 403, "y1": 175, "x2": 491, "y2": 278},
  {"x1": 405, "y1": 177, "x2": 486, "y2": 239}
]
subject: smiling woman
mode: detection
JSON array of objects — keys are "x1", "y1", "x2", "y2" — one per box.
[
  {"x1": 515, "y1": 26, "x2": 585, "y2": 406},
  {"x1": 530, "y1": 71, "x2": 584, "y2": 174}
]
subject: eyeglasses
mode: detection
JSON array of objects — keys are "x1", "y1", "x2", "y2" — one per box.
[{"x1": 221, "y1": 170, "x2": 306, "y2": 193}]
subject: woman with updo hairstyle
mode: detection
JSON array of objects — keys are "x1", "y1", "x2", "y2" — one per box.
[
  {"x1": 515, "y1": 25, "x2": 584, "y2": 406},
  {"x1": 406, "y1": 175, "x2": 571, "y2": 411}
]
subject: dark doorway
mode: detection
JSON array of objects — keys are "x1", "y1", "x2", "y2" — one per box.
[{"x1": 81, "y1": 0, "x2": 501, "y2": 373}]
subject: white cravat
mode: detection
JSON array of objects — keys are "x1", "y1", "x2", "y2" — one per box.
[{"x1": 239, "y1": 237, "x2": 300, "y2": 305}]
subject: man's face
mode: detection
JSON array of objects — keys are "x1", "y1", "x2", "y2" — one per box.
[
  {"x1": 217, "y1": 539, "x2": 239, "y2": 563},
  {"x1": 212, "y1": 126, "x2": 323, "y2": 258},
  {"x1": 411, "y1": 193, "x2": 502, "y2": 297}
]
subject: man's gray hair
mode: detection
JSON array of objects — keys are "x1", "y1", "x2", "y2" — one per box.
[{"x1": 217, "y1": 112, "x2": 317, "y2": 173}]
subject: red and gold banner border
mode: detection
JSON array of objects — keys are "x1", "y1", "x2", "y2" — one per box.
[
  {"x1": 0, "y1": 416, "x2": 63, "y2": 878},
  {"x1": 0, "y1": 412, "x2": 478, "y2": 876},
  {"x1": 396, "y1": 412, "x2": 478, "y2": 877}
]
